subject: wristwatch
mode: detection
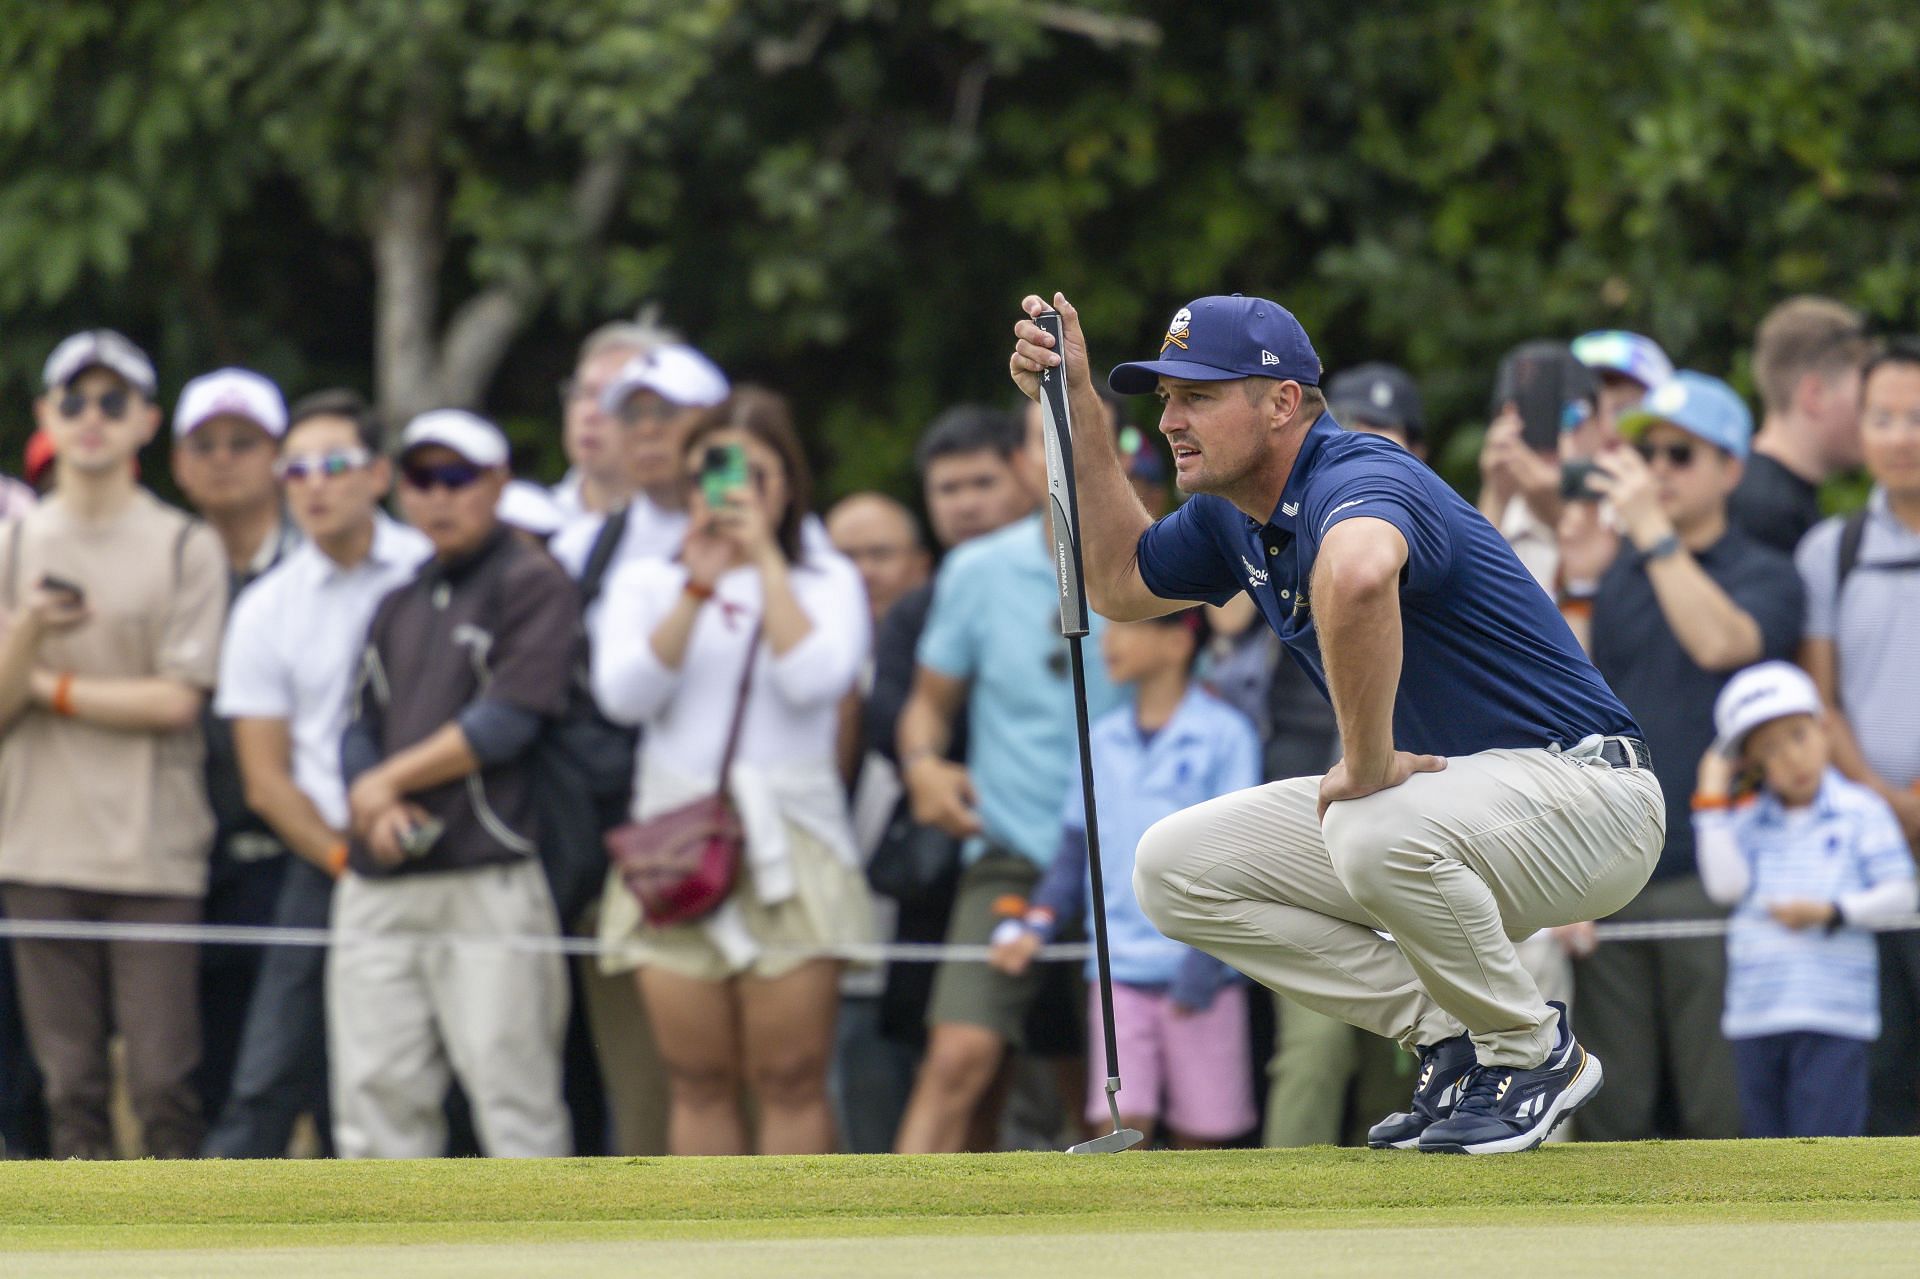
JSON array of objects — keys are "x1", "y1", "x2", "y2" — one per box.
[{"x1": 1639, "y1": 533, "x2": 1682, "y2": 562}]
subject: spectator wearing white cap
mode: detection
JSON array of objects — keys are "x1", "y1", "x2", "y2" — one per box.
[
  {"x1": 333, "y1": 409, "x2": 577, "y2": 1158},
  {"x1": 1694, "y1": 661, "x2": 1916, "y2": 1137},
  {"x1": 0, "y1": 329, "x2": 229, "y2": 1159},
  {"x1": 202, "y1": 390, "x2": 432, "y2": 1157},
  {"x1": 549, "y1": 343, "x2": 730, "y2": 594},
  {"x1": 553, "y1": 318, "x2": 680, "y2": 524},
  {"x1": 169, "y1": 366, "x2": 301, "y2": 1129},
  {"x1": 498, "y1": 479, "x2": 568, "y2": 544}
]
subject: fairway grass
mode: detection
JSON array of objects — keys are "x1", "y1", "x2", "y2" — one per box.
[{"x1": 3, "y1": 1140, "x2": 1919, "y2": 1276}]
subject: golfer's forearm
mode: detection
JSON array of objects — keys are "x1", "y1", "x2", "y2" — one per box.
[
  {"x1": 1316, "y1": 534, "x2": 1406, "y2": 774},
  {"x1": 1063, "y1": 379, "x2": 1155, "y2": 616}
]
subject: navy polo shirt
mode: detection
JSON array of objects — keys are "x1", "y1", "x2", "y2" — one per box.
[{"x1": 1136, "y1": 414, "x2": 1639, "y2": 757}]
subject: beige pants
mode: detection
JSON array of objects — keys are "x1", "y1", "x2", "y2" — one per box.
[
  {"x1": 1135, "y1": 746, "x2": 1665, "y2": 1069},
  {"x1": 327, "y1": 859, "x2": 570, "y2": 1158}
]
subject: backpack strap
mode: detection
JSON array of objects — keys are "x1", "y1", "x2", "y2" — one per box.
[
  {"x1": 578, "y1": 504, "x2": 631, "y2": 610},
  {"x1": 1835, "y1": 508, "x2": 1870, "y2": 596}
]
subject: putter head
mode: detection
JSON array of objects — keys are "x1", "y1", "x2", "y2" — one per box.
[{"x1": 1067, "y1": 1125, "x2": 1146, "y2": 1155}]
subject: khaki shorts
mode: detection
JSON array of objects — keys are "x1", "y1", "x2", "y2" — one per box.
[
  {"x1": 926, "y1": 848, "x2": 1043, "y2": 1047},
  {"x1": 597, "y1": 823, "x2": 875, "y2": 983}
]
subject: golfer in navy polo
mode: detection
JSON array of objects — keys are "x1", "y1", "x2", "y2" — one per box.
[{"x1": 1009, "y1": 293, "x2": 1666, "y2": 1154}]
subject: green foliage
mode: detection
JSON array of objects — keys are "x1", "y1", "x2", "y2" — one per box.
[{"x1": 2, "y1": 0, "x2": 1918, "y2": 506}]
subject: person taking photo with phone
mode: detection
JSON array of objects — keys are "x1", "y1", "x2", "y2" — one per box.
[
  {"x1": 334, "y1": 409, "x2": 579, "y2": 1159},
  {"x1": 590, "y1": 388, "x2": 873, "y2": 1157},
  {"x1": 0, "y1": 330, "x2": 229, "y2": 1159}
]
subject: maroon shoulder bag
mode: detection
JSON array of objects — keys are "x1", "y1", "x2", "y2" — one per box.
[{"x1": 604, "y1": 626, "x2": 761, "y2": 926}]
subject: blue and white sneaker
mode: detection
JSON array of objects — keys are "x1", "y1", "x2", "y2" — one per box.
[
  {"x1": 1366, "y1": 1031, "x2": 1476, "y2": 1150},
  {"x1": 1416, "y1": 1002, "x2": 1601, "y2": 1155}
]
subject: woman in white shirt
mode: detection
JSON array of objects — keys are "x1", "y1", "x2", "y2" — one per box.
[{"x1": 591, "y1": 387, "x2": 874, "y2": 1156}]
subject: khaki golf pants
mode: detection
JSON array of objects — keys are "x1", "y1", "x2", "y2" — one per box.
[
  {"x1": 1135, "y1": 746, "x2": 1664, "y2": 1069},
  {"x1": 328, "y1": 859, "x2": 570, "y2": 1158}
]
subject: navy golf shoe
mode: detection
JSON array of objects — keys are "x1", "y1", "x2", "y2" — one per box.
[
  {"x1": 1416, "y1": 1001, "x2": 1601, "y2": 1155},
  {"x1": 1366, "y1": 1031, "x2": 1477, "y2": 1150}
]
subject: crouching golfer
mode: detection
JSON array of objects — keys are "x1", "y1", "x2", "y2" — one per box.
[{"x1": 1008, "y1": 293, "x2": 1665, "y2": 1154}]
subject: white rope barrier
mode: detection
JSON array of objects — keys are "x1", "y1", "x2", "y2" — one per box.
[{"x1": 1, "y1": 913, "x2": 1918, "y2": 960}]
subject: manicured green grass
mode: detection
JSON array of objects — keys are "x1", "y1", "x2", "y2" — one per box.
[{"x1": 3, "y1": 1141, "x2": 1918, "y2": 1276}]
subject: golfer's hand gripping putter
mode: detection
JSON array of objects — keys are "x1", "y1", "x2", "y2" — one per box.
[{"x1": 1035, "y1": 307, "x2": 1145, "y2": 1155}]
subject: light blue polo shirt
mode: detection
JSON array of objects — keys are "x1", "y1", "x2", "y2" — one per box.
[
  {"x1": 1063, "y1": 686, "x2": 1263, "y2": 985},
  {"x1": 1709, "y1": 771, "x2": 1915, "y2": 1042},
  {"x1": 918, "y1": 514, "x2": 1122, "y2": 867}
]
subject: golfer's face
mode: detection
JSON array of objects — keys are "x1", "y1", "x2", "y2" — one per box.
[{"x1": 1155, "y1": 377, "x2": 1265, "y2": 496}]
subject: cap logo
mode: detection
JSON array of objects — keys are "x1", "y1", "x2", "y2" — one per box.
[
  {"x1": 1650, "y1": 380, "x2": 1687, "y2": 413},
  {"x1": 1370, "y1": 383, "x2": 1392, "y2": 408},
  {"x1": 1161, "y1": 307, "x2": 1191, "y2": 354},
  {"x1": 1260, "y1": 350, "x2": 1280, "y2": 366}
]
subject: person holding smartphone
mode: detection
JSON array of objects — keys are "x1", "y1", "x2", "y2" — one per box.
[
  {"x1": 590, "y1": 387, "x2": 873, "y2": 1156},
  {"x1": 0, "y1": 330, "x2": 229, "y2": 1160},
  {"x1": 334, "y1": 409, "x2": 578, "y2": 1159}
]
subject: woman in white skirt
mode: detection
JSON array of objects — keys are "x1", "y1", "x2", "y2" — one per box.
[{"x1": 591, "y1": 387, "x2": 874, "y2": 1155}]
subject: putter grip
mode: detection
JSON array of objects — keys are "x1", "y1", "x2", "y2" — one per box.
[{"x1": 1034, "y1": 309, "x2": 1090, "y2": 638}]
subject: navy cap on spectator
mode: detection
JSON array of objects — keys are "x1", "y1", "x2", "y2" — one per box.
[
  {"x1": 1109, "y1": 295, "x2": 1323, "y2": 394},
  {"x1": 1327, "y1": 363, "x2": 1425, "y2": 441},
  {"x1": 42, "y1": 329, "x2": 157, "y2": 396}
]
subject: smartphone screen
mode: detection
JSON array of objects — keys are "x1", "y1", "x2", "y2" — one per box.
[{"x1": 699, "y1": 444, "x2": 749, "y2": 508}]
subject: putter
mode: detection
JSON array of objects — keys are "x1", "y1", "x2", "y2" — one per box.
[{"x1": 1035, "y1": 307, "x2": 1146, "y2": 1156}]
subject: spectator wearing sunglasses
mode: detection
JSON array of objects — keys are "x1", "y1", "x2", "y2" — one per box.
[
  {"x1": 169, "y1": 368, "x2": 304, "y2": 1134},
  {"x1": 202, "y1": 391, "x2": 431, "y2": 1157},
  {"x1": 1554, "y1": 371, "x2": 1805, "y2": 1143},
  {"x1": 0, "y1": 330, "x2": 229, "y2": 1159},
  {"x1": 334, "y1": 410, "x2": 578, "y2": 1158}
]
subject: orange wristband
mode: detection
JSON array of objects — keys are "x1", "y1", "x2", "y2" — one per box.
[
  {"x1": 1691, "y1": 793, "x2": 1730, "y2": 813},
  {"x1": 50, "y1": 673, "x2": 75, "y2": 718},
  {"x1": 683, "y1": 580, "x2": 715, "y2": 603},
  {"x1": 325, "y1": 842, "x2": 349, "y2": 879}
]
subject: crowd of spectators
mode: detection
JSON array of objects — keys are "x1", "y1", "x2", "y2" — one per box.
[{"x1": 0, "y1": 292, "x2": 1917, "y2": 1160}]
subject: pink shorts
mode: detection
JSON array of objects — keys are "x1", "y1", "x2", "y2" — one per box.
[{"x1": 1086, "y1": 979, "x2": 1256, "y2": 1141}]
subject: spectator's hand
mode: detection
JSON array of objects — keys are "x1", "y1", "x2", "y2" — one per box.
[
  {"x1": 1476, "y1": 410, "x2": 1525, "y2": 509},
  {"x1": 681, "y1": 519, "x2": 733, "y2": 591},
  {"x1": 1317, "y1": 751, "x2": 1447, "y2": 822},
  {"x1": 989, "y1": 927, "x2": 1043, "y2": 977},
  {"x1": 366, "y1": 802, "x2": 430, "y2": 868},
  {"x1": 1588, "y1": 445, "x2": 1672, "y2": 552},
  {"x1": 16, "y1": 585, "x2": 89, "y2": 638},
  {"x1": 1553, "y1": 921, "x2": 1598, "y2": 959},
  {"x1": 348, "y1": 768, "x2": 401, "y2": 837},
  {"x1": 904, "y1": 754, "x2": 983, "y2": 838},
  {"x1": 1555, "y1": 500, "x2": 1619, "y2": 590},
  {"x1": 1695, "y1": 747, "x2": 1736, "y2": 803},
  {"x1": 1010, "y1": 292, "x2": 1093, "y2": 403},
  {"x1": 1768, "y1": 899, "x2": 1837, "y2": 931},
  {"x1": 711, "y1": 477, "x2": 780, "y2": 567}
]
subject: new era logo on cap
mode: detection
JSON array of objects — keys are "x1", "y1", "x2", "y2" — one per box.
[{"x1": 1110, "y1": 295, "x2": 1323, "y2": 396}]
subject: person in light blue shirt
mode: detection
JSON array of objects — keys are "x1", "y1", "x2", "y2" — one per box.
[
  {"x1": 1695, "y1": 662, "x2": 1918, "y2": 1138},
  {"x1": 992, "y1": 608, "x2": 1261, "y2": 1145},
  {"x1": 892, "y1": 407, "x2": 1123, "y2": 1153}
]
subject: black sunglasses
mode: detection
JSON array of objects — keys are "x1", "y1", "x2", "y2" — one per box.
[
  {"x1": 401, "y1": 461, "x2": 487, "y2": 492},
  {"x1": 1633, "y1": 441, "x2": 1696, "y2": 468},
  {"x1": 58, "y1": 389, "x2": 131, "y2": 421}
]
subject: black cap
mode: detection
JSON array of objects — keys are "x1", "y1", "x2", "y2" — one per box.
[{"x1": 1327, "y1": 362, "x2": 1425, "y2": 439}]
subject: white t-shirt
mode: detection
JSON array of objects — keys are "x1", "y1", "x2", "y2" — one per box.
[
  {"x1": 215, "y1": 516, "x2": 433, "y2": 829},
  {"x1": 591, "y1": 550, "x2": 869, "y2": 780}
]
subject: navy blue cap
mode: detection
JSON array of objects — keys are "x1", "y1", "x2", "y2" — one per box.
[{"x1": 1108, "y1": 295, "x2": 1322, "y2": 395}]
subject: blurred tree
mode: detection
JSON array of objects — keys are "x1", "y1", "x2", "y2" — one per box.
[{"x1": 1, "y1": 0, "x2": 1916, "y2": 505}]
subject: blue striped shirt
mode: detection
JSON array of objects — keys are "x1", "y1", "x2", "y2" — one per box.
[{"x1": 1698, "y1": 771, "x2": 1915, "y2": 1041}]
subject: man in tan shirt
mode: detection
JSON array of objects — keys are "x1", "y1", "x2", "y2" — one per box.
[{"x1": 0, "y1": 330, "x2": 228, "y2": 1159}]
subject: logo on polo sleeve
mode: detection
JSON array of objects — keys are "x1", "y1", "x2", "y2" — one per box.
[{"x1": 1161, "y1": 307, "x2": 1192, "y2": 354}]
